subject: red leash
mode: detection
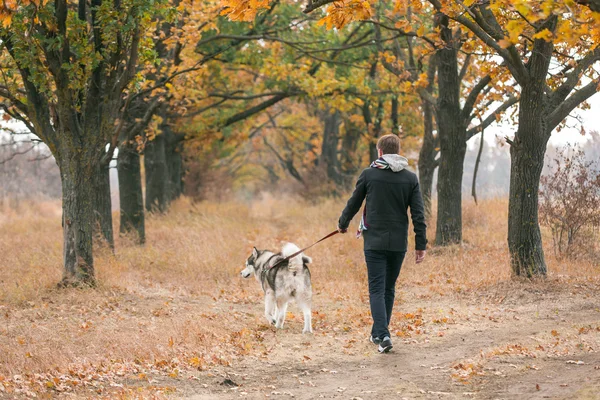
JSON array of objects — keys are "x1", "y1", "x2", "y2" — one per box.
[{"x1": 270, "y1": 230, "x2": 339, "y2": 268}]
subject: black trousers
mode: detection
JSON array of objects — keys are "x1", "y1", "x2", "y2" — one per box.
[{"x1": 364, "y1": 250, "x2": 406, "y2": 340}]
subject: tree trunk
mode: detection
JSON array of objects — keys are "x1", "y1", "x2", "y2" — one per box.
[
  {"x1": 145, "y1": 133, "x2": 169, "y2": 213},
  {"x1": 507, "y1": 84, "x2": 549, "y2": 277},
  {"x1": 92, "y1": 161, "x2": 114, "y2": 248},
  {"x1": 59, "y1": 155, "x2": 96, "y2": 286},
  {"x1": 391, "y1": 97, "x2": 399, "y2": 135},
  {"x1": 165, "y1": 131, "x2": 184, "y2": 202},
  {"x1": 435, "y1": 19, "x2": 465, "y2": 246},
  {"x1": 118, "y1": 141, "x2": 145, "y2": 244},
  {"x1": 369, "y1": 100, "x2": 384, "y2": 162},
  {"x1": 340, "y1": 112, "x2": 361, "y2": 177},
  {"x1": 320, "y1": 110, "x2": 343, "y2": 185},
  {"x1": 418, "y1": 97, "x2": 437, "y2": 219}
]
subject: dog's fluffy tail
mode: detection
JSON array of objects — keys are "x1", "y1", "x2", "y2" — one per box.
[{"x1": 282, "y1": 243, "x2": 311, "y2": 272}]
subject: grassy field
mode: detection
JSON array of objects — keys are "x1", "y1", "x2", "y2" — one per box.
[{"x1": 0, "y1": 196, "x2": 599, "y2": 399}]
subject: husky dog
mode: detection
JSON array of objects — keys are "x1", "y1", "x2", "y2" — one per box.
[{"x1": 240, "y1": 243, "x2": 313, "y2": 334}]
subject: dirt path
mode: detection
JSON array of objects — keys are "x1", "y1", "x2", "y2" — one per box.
[
  {"x1": 2, "y1": 280, "x2": 599, "y2": 399},
  {"x1": 166, "y1": 284, "x2": 600, "y2": 400}
]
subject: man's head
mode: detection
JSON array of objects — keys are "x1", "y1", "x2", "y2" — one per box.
[{"x1": 376, "y1": 134, "x2": 400, "y2": 157}]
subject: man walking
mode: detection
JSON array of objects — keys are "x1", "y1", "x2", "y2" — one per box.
[{"x1": 338, "y1": 134, "x2": 427, "y2": 353}]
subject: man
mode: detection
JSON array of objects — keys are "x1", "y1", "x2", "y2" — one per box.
[{"x1": 337, "y1": 134, "x2": 427, "y2": 353}]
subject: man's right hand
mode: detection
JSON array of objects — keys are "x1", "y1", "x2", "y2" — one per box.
[
  {"x1": 415, "y1": 250, "x2": 426, "y2": 264},
  {"x1": 337, "y1": 226, "x2": 347, "y2": 234}
]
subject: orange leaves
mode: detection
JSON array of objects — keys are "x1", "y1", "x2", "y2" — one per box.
[
  {"x1": 497, "y1": 38, "x2": 512, "y2": 49},
  {"x1": 220, "y1": 0, "x2": 270, "y2": 22},
  {"x1": 316, "y1": 0, "x2": 372, "y2": 30},
  {"x1": 0, "y1": 0, "x2": 46, "y2": 28},
  {"x1": 0, "y1": 13, "x2": 12, "y2": 28}
]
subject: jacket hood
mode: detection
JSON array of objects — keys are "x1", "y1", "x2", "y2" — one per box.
[{"x1": 381, "y1": 154, "x2": 409, "y2": 172}]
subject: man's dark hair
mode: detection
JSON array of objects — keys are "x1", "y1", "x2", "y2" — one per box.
[{"x1": 377, "y1": 134, "x2": 400, "y2": 155}]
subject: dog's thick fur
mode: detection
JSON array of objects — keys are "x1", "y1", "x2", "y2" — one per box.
[{"x1": 240, "y1": 243, "x2": 313, "y2": 334}]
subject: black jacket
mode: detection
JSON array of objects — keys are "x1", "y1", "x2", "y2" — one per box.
[{"x1": 338, "y1": 165, "x2": 427, "y2": 251}]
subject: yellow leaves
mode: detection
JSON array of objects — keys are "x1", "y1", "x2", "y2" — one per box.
[
  {"x1": 220, "y1": 0, "x2": 270, "y2": 22},
  {"x1": 514, "y1": 1, "x2": 532, "y2": 19},
  {"x1": 316, "y1": 0, "x2": 372, "y2": 30},
  {"x1": 497, "y1": 17, "x2": 531, "y2": 48},
  {"x1": 532, "y1": 28, "x2": 553, "y2": 42},
  {"x1": 188, "y1": 356, "x2": 204, "y2": 369},
  {"x1": 506, "y1": 19, "x2": 526, "y2": 43}
]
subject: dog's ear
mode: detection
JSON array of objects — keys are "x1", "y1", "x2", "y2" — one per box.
[
  {"x1": 252, "y1": 247, "x2": 259, "y2": 258},
  {"x1": 302, "y1": 255, "x2": 312, "y2": 264}
]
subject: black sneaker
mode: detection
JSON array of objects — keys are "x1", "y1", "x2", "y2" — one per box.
[
  {"x1": 378, "y1": 336, "x2": 393, "y2": 353},
  {"x1": 369, "y1": 336, "x2": 382, "y2": 345}
]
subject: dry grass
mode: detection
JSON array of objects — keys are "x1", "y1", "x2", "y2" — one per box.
[{"x1": 0, "y1": 195, "x2": 599, "y2": 398}]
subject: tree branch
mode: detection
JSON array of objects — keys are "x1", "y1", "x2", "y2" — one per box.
[
  {"x1": 461, "y1": 74, "x2": 491, "y2": 122},
  {"x1": 548, "y1": 47, "x2": 600, "y2": 109},
  {"x1": 547, "y1": 78, "x2": 600, "y2": 132},
  {"x1": 430, "y1": 0, "x2": 530, "y2": 84},
  {"x1": 303, "y1": 0, "x2": 337, "y2": 13},
  {"x1": 223, "y1": 93, "x2": 291, "y2": 127},
  {"x1": 466, "y1": 95, "x2": 519, "y2": 140}
]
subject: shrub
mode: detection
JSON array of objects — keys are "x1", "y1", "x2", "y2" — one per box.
[{"x1": 539, "y1": 145, "x2": 600, "y2": 259}]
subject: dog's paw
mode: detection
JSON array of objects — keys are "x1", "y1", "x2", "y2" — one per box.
[{"x1": 302, "y1": 328, "x2": 313, "y2": 334}]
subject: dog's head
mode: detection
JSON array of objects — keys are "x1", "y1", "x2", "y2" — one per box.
[{"x1": 240, "y1": 247, "x2": 259, "y2": 278}]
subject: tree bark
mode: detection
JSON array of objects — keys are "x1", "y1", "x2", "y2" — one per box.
[
  {"x1": 59, "y1": 154, "x2": 96, "y2": 286},
  {"x1": 118, "y1": 140, "x2": 145, "y2": 244},
  {"x1": 145, "y1": 133, "x2": 169, "y2": 213},
  {"x1": 320, "y1": 110, "x2": 343, "y2": 185},
  {"x1": 418, "y1": 97, "x2": 437, "y2": 219},
  {"x1": 369, "y1": 100, "x2": 384, "y2": 162},
  {"x1": 507, "y1": 84, "x2": 549, "y2": 277},
  {"x1": 391, "y1": 97, "x2": 399, "y2": 135},
  {"x1": 92, "y1": 161, "x2": 114, "y2": 248},
  {"x1": 341, "y1": 113, "x2": 361, "y2": 173},
  {"x1": 435, "y1": 19, "x2": 465, "y2": 246},
  {"x1": 165, "y1": 131, "x2": 184, "y2": 202}
]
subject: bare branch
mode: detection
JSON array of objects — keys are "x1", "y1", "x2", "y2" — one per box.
[
  {"x1": 461, "y1": 74, "x2": 491, "y2": 122},
  {"x1": 303, "y1": 0, "x2": 336, "y2": 14},
  {"x1": 466, "y1": 95, "x2": 519, "y2": 140},
  {"x1": 0, "y1": 144, "x2": 36, "y2": 164},
  {"x1": 458, "y1": 53, "x2": 472, "y2": 84},
  {"x1": 547, "y1": 78, "x2": 600, "y2": 132},
  {"x1": 549, "y1": 47, "x2": 600, "y2": 109}
]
